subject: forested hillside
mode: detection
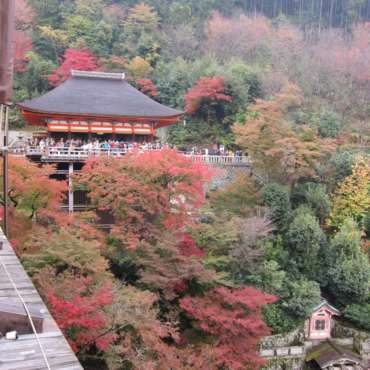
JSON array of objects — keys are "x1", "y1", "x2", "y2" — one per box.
[
  {"x1": 8, "y1": 1, "x2": 370, "y2": 369},
  {"x1": 12, "y1": 0, "x2": 370, "y2": 147}
]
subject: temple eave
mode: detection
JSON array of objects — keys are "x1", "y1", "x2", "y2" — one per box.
[{"x1": 20, "y1": 108, "x2": 182, "y2": 127}]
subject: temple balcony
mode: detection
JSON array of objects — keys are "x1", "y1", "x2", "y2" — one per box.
[{"x1": 22, "y1": 146, "x2": 251, "y2": 166}]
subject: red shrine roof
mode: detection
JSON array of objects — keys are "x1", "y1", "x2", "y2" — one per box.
[{"x1": 18, "y1": 71, "x2": 183, "y2": 124}]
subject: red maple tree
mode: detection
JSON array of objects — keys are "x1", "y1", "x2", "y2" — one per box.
[
  {"x1": 76, "y1": 149, "x2": 213, "y2": 249},
  {"x1": 136, "y1": 78, "x2": 158, "y2": 97},
  {"x1": 178, "y1": 233, "x2": 204, "y2": 257},
  {"x1": 185, "y1": 76, "x2": 232, "y2": 115},
  {"x1": 48, "y1": 48, "x2": 98, "y2": 86},
  {"x1": 180, "y1": 286, "x2": 277, "y2": 370},
  {"x1": 41, "y1": 273, "x2": 115, "y2": 353}
]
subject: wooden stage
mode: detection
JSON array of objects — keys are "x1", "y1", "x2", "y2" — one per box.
[{"x1": 0, "y1": 229, "x2": 83, "y2": 370}]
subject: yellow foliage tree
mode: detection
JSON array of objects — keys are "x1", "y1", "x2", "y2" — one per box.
[
  {"x1": 126, "y1": 3, "x2": 159, "y2": 34},
  {"x1": 328, "y1": 156, "x2": 370, "y2": 229},
  {"x1": 127, "y1": 56, "x2": 153, "y2": 79}
]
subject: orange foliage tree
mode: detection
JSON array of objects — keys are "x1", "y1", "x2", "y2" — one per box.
[
  {"x1": 233, "y1": 84, "x2": 334, "y2": 185},
  {"x1": 1, "y1": 156, "x2": 66, "y2": 222}
]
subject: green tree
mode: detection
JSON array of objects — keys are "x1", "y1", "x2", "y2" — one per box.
[
  {"x1": 344, "y1": 304, "x2": 370, "y2": 330},
  {"x1": 292, "y1": 182, "x2": 331, "y2": 223},
  {"x1": 325, "y1": 218, "x2": 370, "y2": 305},
  {"x1": 263, "y1": 278, "x2": 321, "y2": 334},
  {"x1": 285, "y1": 207, "x2": 326, "y2": 278},
  {"x1": 262, "y1": 183, "x2": 291, "y2": 230},
  {"x1": 14, "y1": 51, "x2": 55, "y2": 99}
]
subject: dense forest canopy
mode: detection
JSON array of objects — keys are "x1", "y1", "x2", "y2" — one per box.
[
  {"x1": 7, "y1": 1, "x2": 370, "y2": 369},
  {"x1": 12, "y1": 0, "x2": 370, "y2": 148}
]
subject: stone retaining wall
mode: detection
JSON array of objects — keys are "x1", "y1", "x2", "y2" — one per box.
[
  {"x1": 261, "y1": 329, "x2": 305, "y2": 349},
  {"x1": 261, "y1": 345, "x2": 305, "y2": 358}
]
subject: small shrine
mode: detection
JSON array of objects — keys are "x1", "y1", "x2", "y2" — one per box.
[
  {"x1": 305, "y1": 300, "x2": 340, "y2": 341},
  {"x1": 260, "y1": 300, "x2": 369, "y2": 370}
]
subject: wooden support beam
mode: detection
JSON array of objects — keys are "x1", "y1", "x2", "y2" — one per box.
[{"x1": 68, "y1": 163, "x2": 74, "y2": 214}]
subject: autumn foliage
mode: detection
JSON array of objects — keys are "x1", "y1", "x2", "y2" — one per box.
[
  {"x1": 40, "y1": 273, "x2": 115, "y2": 352},
  {"x1": 2, "y1": 156, "x2": 66, "y2": 228},
  {"x1": 233, "y1": 84, "x2": 335, "y2": 185},
  {"x1": 205, "y1": 12, "x2": 271, "y2": 60},
  {"x1": 180, "y1": 287, "x2": 277, "y2": 370},
  {"x1": 185, "y1": 76, "x2": 232, "y2": 115},
  {"x1": 136, "y1": 78, "x2": 158, "y2": 97},
  {"x1": 76, "y1": 149, "x2": 213, "y2": 249},
  {"x1": 10, "y1": 145, "x2": 279, "y2": 369},
  {"x1": 328, "y1": 156, "x2": 370, "y2": 229},
  {"x1": 48, "y1": 48, "x2": 98, "y2": 86}
]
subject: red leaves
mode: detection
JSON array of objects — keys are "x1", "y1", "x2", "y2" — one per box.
[
  {"x1": 178, "y1": 233, "x2": 204, "y2": 257},
  {"x1": 48, "y1": 48, "x2": 98, "y2": 86},
  {"x1": 180, "y1": 287, "x2": 277, "y2": 370},
  {"x1": 185, "y1": 76, "x2": 232, "y2": 115},
  {"x1": 43, "y1": 274, "x2": 115, "y2": 352},
  {"x1": 136, "y1": 78, "x2": 158, "y2": 97},
  {"x1": 77, "y1": 149, "x2": 213, "y2": 249}
]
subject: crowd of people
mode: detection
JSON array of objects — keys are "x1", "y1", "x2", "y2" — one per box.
[
  {"x1": 188, "y1": 145, "x2": 243, "y2": 157},
  {"x1": 18, "y1": 137, "x2": 244, "y2": 158},
  {"x1": 28, "y1": 137, "x2": 165, "y2": 152}
]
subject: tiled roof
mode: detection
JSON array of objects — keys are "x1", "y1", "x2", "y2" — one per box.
[{"x1": 18, "y1": 71, "x2": 183, "y2": 119}]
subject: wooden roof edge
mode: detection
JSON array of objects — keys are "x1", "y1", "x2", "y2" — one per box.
[{"x1": 307, "y1": 340, "x2": 362, "y2": 367}]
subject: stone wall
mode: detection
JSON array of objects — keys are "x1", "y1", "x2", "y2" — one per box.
[
  {"x1": 261, "y1": 356, "x2": 304, "y2": 370},
  {"x1": 211, "y1": 165, "x2": 251, "y2": 189},
  {"x1": 261, "y1": 329, "x2": 305, "y2": 349}
]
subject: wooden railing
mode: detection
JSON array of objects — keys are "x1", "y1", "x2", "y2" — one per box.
[
  {"x1": 184, "y1": 154, "x2": 249, "y2": 165},
  {"x1": 24, "y1": 146, "x2": 250, "y2": 166}
]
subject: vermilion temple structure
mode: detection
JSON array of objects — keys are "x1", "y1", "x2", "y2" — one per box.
[
  {"x1": 18, "y1": 70, "x2": 183, "y2": 215},
  {"x1": 18, "y1": 70, "x2": 183, "y2": 142}
]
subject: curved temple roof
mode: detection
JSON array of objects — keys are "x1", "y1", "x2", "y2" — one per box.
[{"x1": 18, "y1": 70, "x2": 183, "y2": 121}]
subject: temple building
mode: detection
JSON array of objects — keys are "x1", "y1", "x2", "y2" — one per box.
[
  {"x1": 18, "y1": 70, "x2": 183, "y2": 143},
  {"x1": 17, "y1": 70, "x2": 183, "y2": 215}
]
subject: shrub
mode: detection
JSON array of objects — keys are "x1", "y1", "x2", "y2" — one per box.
[
  {"x1": 317, "y1": 110, "x2": 343, "y2": 138},
  {"x1": 343, "y1": 304, "x2": 370, "y2": 331}
]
